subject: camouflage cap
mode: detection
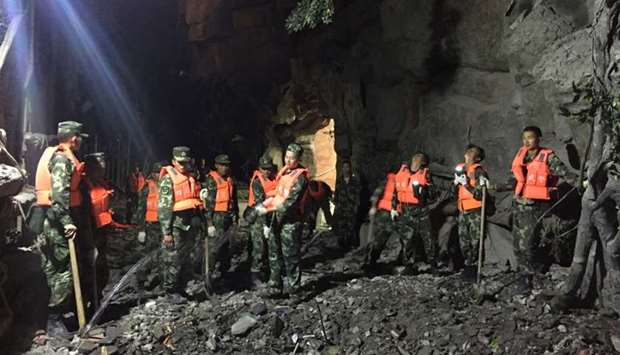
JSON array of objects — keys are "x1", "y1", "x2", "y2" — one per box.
[
  {"x1": 172, "y1": 146, "x2": 192, "y2": 162},
  {"x1": 58, "y1": 121, "x2": 89, "y2": 138},
  {"x1": 214, "y1": 154, "x2": 231, "y2": 165},
  {"x1": 85, "y1": 152, "x2": 105, "y2": 166},
  {"x1": 258, "y1": 156, "x2": 275, "y2": 169},
  {"x1": 286, "y1": 143, "x2": 303, "y2": 157}
]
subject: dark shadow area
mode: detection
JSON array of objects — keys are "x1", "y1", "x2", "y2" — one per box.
[{"x1": 424, "y1": 0, "x2": 462, "y2": 93}]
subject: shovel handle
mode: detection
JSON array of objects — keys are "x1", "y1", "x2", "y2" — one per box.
[{"x1": 68, "y1": 237, "x2": 86, "y2": 329}]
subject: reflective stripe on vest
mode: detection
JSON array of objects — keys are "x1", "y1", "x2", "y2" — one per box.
[
  {"x1": 263, "y1": 166, "x2": 308, "y2": 213},
  {"x1": 35, "y1": 145, "x2": 84, "y2": 207},
  {"x1": 457, "y1": 163, "x2": 483, "y2": 212},
  {"x1": 209, "y1": 171, "x2": 234, "y2": 212},
  {"x1": 395, "y1": 165, "x2": 428, "y2": 205},
  {"x1": 248, "y1": 170, "x2": 276, "y2": 207},
  {"x1": 377, "y1": 173, "x2": 400, "y2": 212},
  {"x1": 145, "y1": 179, "x2": 159, "y2": 222},
  {"x1": 511, "y1": 147, "x2": 555, "y2": 201},
  {"x1": 161, "y1": 166, "x2": 202, "y2": 211},
  {"x1": 86, "y1": 179, "x2": 114, "y2": 228}
]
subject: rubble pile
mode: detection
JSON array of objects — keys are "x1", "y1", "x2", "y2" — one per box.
[{"x1": 25, "y1": 263, "x2": 620, "y2": 355}]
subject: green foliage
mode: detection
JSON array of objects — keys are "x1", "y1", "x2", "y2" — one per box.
[{"x1": 285, "y1": 0, "x2": 335, "y2": 34}]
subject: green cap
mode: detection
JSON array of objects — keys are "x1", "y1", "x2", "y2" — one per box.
[
  {"x1": 172, "y1": 146, "x2": 192, "y2": 162},
  {"x1": 286, "y1": 143, "x2": 303, "y2": 157},
  {"x1": 259, "y1": 156, "x2": 275, "y2": 169},
  {"x1": 85, "y1": 152, "x2": 105, "y2": 166},
  {"x1": 214, "y1": 154, "x2": 231, "y2": 165},
  {"x1": 57, "y1": 121, "x2": 89, "y2": 138}
]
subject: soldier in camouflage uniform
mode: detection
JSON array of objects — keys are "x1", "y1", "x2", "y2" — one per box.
[
  {"x1": 35, "y1": 121, "x2": 93, "y2": 312},
  {"x1": 497, "y1": 126, "x2": 580, "y2": 292},
  {"x1": 255, "y1": 143, "x2": 308, "y2": 298},
  {"x1": 133, "y1": 161, "x2": 166, "y2": 288},
  {"x1": 365, "y1": 167, "x2": 400, "y2": 268},
  {"x1": 453, "y1": 145, "x2": 490, "y2": 278},
  {"x1": 203, "y1": 154, "x2": 239, "y2": 276},
  {"x1": 247, "y1": 157, "x2": 277, "y2": 285},
  {"x1": 333, "y1": 160, "x2": 362, "y2": 250},
  {"x1": 394, "y1": 153, "x2": 436, "y2": 272},
  {"x1": 158, "y1": 147, "x2": 203, "y2": 299}
]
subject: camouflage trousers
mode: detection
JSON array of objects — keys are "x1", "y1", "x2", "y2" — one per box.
[
  {"x1": 136, "y1": 222, "x2": 162, "y2": 286},
  {"x1": 249, "y1": 214, "x2": 271, "y2": 273},
  {"x1": 267, "y1": 219, "x2": 302, "y2": 291},
  {"x1": 39, "y1": 213, "x2": 94, "y2": 309},
  {"x1": 366, "y1": 209, "x2": 398, "y2": 265},
  {"x1": 512, "y1": 201, "x2": 547, "y2": 274},
  {"x1": 396, "y1": 206, "x2": 434, "y2": 266},
  {"x1": 161, "y1": 221, "x2": 198, "y2": 292},
  {"x1": 458, "y1": 209, "x2": 485, "y2": 267},
  {"x1": 208, "y1": 212, "x2": 233, "y2": 274},
  {"x1": 333, "y1": 207, "x2": 358, "y2": 249}
]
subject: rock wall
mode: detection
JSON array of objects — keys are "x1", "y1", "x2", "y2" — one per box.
[
  {"x1": 285, "y1": 0, "x2": 596, "y2": 185},
  {"x1": 181, "y1": 0, "x2": 597, "y2": 187}
]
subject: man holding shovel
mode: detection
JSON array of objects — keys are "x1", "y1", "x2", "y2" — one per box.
[{"x1": 35, "y1": 121, "x2": 90, "y2": 331}]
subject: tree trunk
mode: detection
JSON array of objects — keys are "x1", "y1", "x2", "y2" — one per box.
[{"x1": 560, "y1": 0, "x2": 620, "y2": 309}]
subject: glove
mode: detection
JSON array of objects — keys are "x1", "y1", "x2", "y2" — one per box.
[
  {"x1": 207, "y1": 226, "x2": 216, "y2": 237},
  {"x1": 263, "y1": 226, "x2": 271, "y2": 239},
  {"x1": 412, "y1": 180, "x2": 421, "y2": 196},
  {"x1": 64, "y1": 224, "x2": 78, "y2": 239},
  {"x1": 390, "y1": 209, "x2": 399, "y2": 221},
  {"x1": 582, "y1": 179, "x2": 589, "y2": 189},
  {"x1": 454, "y1": 173, "x2": 467, "y2": 186},
  {"x1": 368, "y1": 207, "x2": 377, "y2": 217},
  {"x1": 478, "y1": 175, "x2": 490, "y2": 188},
  {"x1": 255, "y1": 205, "x2": 268, "y2": 216},
  {"x1": 137, "y1": 231, "x2": 146, "y2": 243},
  {"x1": 199, "y1": 188, "x2": 209, "y2": 201}
]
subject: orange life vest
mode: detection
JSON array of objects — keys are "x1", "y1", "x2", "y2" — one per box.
[
  {"x1": 263, "y1": 166, "x2": 308, "y2": 213},
  {"x1": 248, "y1": 170, "x2": 276, "y2": 207},
  {"x1": 457, "y1": 163, "x2": 484, "y2": 212},
  {"x1": 35, "y1": 144, "x2": 84, "y2": 207},
  {"x1": 145, "y1": 179, "x2": 159, "y2": 223},
  {"x1": 161, "y1": 166, "x2": 202, "y2": 211},
  {"x1": 377, "y1": 173, "x2": 400, "y2": 212},
  {"x1": 209, "y1": 171, "x2": 234, "y2": 212},
  {"x1": 85, "y1": 178, "x2": 114, "y2": 228},
  {"x1": 129, "y1": 171, "x2": 146, "y2": 193},
  {"x1": 395, "y1": 165, "x2": 429, "y2": 205},
  {"x1": 511, "y1": 147, "x2": 556, "y2": 201}
]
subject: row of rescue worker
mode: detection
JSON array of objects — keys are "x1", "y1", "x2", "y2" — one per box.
[
  {"x1": 32, "y1": 121, "x2": 315, "y2": 336},
  {"x1": 32, "y1": 120, "x2": 580, "y2": 338},
  {"x1": 364, "y1": 125, "x2": 580, "y2": 292}
]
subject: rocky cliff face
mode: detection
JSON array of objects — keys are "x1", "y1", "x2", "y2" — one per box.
[{"x1": 182, "y1": 0, "x2": 597, "y2": 185}]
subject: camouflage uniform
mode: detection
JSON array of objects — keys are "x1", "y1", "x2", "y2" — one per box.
[
  {"x1": 366, "y1": 177, "x2": 398, "y2": 266},
  {"x1": 266, "y1": 172, "x2": 307, "y2": 293},
  {"x1": 38, "y1": 121, "x2": 93, "y2": 308},
  {"x1": 133, "y1": 162, "x2": 165, "y2": 287},
  {"x1": 511, "y1": 152, "x2": 579, "y2": 274},
  {"x1": 249, "y1": 174, "x2": 273, "y2": 273},
  {"x1": 204, "y1": 154, "x2": 239, "y2": 274},
  {"x1": 333, "y1": 174, "x2": 362, "y2": 249},
  {"x1": 456, "y1": 166, "x2": 489, "y2": 267},
  {"x1": 158, "y1": 147, "x2": 202, "y2": 293},
  {"x1": 395, "y1": 173, "x2": 435, "y2": 267}
]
